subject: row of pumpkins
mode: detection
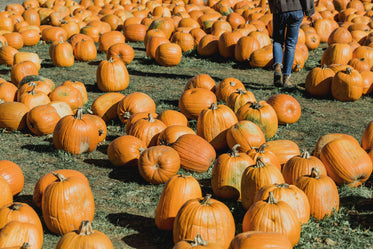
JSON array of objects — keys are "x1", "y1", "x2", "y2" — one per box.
[{"x1": 0, "y1": 0, "x2": 373, "y2": 99}]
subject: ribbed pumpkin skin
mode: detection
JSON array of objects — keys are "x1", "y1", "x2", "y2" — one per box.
[
  {"x1": 157, "y1": 125, "x2": 195, "y2": 145},
  {"x1": 53, "y1": 110, "x2": 99, "y2": 155},
  {"x1": 0, "y1": 221, "x2": 43, "y2": 249},
  {"x1": 155, "y1": 175, "x2": 202, "y2": 231},
  {"x1": 42, "y1": 174, "x2": 95, "y2": 235},
  {"x1": 155, "y1": 43, "x2": 182, "y2": 67},
  {"x1": 241, "y1": 194, "x2": 301, "y2": 246},
  {"x1": 107, "y1": 135, "x2": 146, "y2": 167},
  {"x1": 320, "y1": 139, "x2": 373, "y2": 187},
  {"x1": 226, "y1": 120, "x2": 266, "y2": 152},
  {"x1": 26, "y1": 104, "x2": 61, "y2": 136},
  {"x1": 215, "y1": 77, "x2": 245, "y2": 103},
  {"x1": 179, "y1": 88, "x2": 217, "y2": 120},
  {"x1": 211, "y1": 146, "x2": 254, "y2": 200},
  {"x1": 296, "y1": 168, "x2": 339, "y2": 220},
  {"x1": 138, "y1": 145, "x2": 180, "y2": 184},
  {"x1": 106, "y1": 43, "x2": 135, "y2": 65},
  {"x1": 0, "y1": 176, "x2": 13, "y2": 208},
  {"x1": 362, "y1": 121, "x2": 373, "y2": 151},
  {"x1": 228, "y1": 231, "x2": 292, "y2": 249},
  {"x1": 0, "y1": 160, "x2": 24, "y2": 196},
  {"x1": 173, "y1": 195, "x2": 235, "y2": 249},
  {"x1": 91, "y1": 92, "x2": 125, "y2": 122},
  {"x1": 0, "y1": 203, "x2": 43, "y2": 236},
  {"x1": 305, "y1": 65, "x2": 335, "y2": 96},
  {"x1": 234, "y1": 36, "x2": 261, "y2": 62},
  {"x1": 0, "y1": 102, "x2": 29, "y2": 131},
  {"x1": 96, "y1": 58, "x2": 129, "y2": 92},
  {"x1": 226, "y1": 89, "x2": 256, "y2": 113},
  {"x1": 54, "y1": 221, "x2": 114, "y2": 249},
  {"x1": 249, "y1": 45, "x2": 273, "y2": 68},
  {"x1": 85, "y1": 114, "x2": 107, "y2": 143},
  {"x1": 50, "y1": 41, "x2": 74, "y2": 67},
  {"x1": 320, "y1": 43, "x2": 352, "y2": 66},
  {"x1": 312, "y1": 133, "x2": 360, "y2": 158},
  {"x1": 184, "y1": 74, "x2": 216, "y2": 93},
  {"x1": 116, "y1": 92, "x2": 156, "y2": 124},
  {"x1": 171, "y1": 134, "x2": 216, "y2": 172},
  {"x1": 247, "y1": 145, "x2": 281, "y2": 171},
  {"x1": 33, "y1": 169, "x2": 89, "y2": 209},
  {"x1": 74, "y1": 39, "x2": 97, "y2": 62},
  {"x1": 282, "y1": 151, "x2": 327, "y2": 185},
  {"x1": 254, "y1": 183, "x2": 310, "y2": 225},
  {"x1": 157, "y1": 110, "x2": 189, "y2": 127},
  {"x1": 331, "y1": 67, "x2": 363, "y2": 102},
  {"x1": 241, "y1": 160, "x2": 285, "y2": 210},
  {"x1": 265, "y1": 139, "x2": 300, "y2": 166},
  {"x1": 197, "y1": 104, "x2": 238, "y2": 151},
  {"x1": 236, "y1": 101, "x2": 278, "y2": 139},
  {"x1": 0, "y1": 81, "x2": 17, "y2": 102},
  {"x1": 266, "y1": 94, "x2": 301, "y2": 125}
]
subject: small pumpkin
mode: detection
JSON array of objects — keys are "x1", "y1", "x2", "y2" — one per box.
[
  {"x1": 266, "y1": 94, "x2": 301, "y2": 125},
  {"x1": 107, "y1": 135, "x2": 147, "y2": 167}
]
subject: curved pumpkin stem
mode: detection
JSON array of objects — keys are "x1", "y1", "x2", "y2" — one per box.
[
  {"x1": 200, "y1": 194, "x2": 212, "y2": 205},
  {"x1": 321, "y1": 64, "x2": 328, "y2": 70},
  {"x1": 275, "y1": 183, "x2": 289, "y2": 189},
  {"x1": 0, "y1": 99, "x2": 5, "y2": 104},
  {"x1": 191, "y1": 234, "x2": 208, "y2": 246},
  {"x1": 79, "y1": 220, "x2": 94, "y2": 235},
  {"x1": 209, "y1": 102, "x2": 218, "y2": 110},
  {"x1": 86, "y1": 108, "x2": 94, "y2": 114},
  {"x1": 310, "y1": 167, "x2": 320, "y2": 179},
  {"x1": 123, "y1": 112, "x2": 131, "y2": 119},
  {"x1": 108, "y1": 57, "x2": 114, "y2": 63},
  {"x1": 9, "y1": 203, "x2": 23, "y2": 211},
  {"x1": 138, "y1": 147, "x2": 146, "y2": 154},
  {"x1": 236, "y1": 89, "x2": 246, "y2": 95},
  {"x1": 148, "y1": 113, "x2": 155, "y2": 122},
  {"x1": 266, "y1": 192, "x2": 278, "y2": 204},
  {"x1": 229, "y1": 81, "x2": 236, "y2": 87},
  {"x1": 52, "y1": 172, "x2": 67, "y2": 182},
  {"x1": 28, "y1": 84, "x2": 37, "y2": 95},
  {"x1": 256, "y1": 143, "x2": 268, "y2": 153},
  {"x1": 250, "y1": 102, "x2": 263, "y2": 110},
  {"x1": 230, "y1": 144, "x2": 241, "y2": 157},
  {"x1": 300, "y1": 151, "x2": 310, "y2": 159},
  {"x1": 74, "y1": 108, "x2": 83, "y2": 120},
  {"x1": 254, "y1": 156, "x2": 266, "y2": 168}
]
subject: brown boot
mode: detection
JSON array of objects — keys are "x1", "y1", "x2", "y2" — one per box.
[
  {"x1": 282, "y1": 74, "x2": 294, "y2": 88},
  {"x1": 273, "y1": 63, "x2": 282, "y2": 87}
]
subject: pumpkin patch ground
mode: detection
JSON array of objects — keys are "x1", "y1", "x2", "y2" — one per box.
[{"x1": 0, "y1": 0, "x2": 373, "y2": 248}]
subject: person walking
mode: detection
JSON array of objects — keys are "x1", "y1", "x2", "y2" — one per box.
[{"x1": 269, "y1": 0, "x2": 315, "y2": 88}]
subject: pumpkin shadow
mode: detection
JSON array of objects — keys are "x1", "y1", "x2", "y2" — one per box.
[
  {"x1": 348, "y1": 198, "x2": 373, "y2": 230},
  {"x1": 21, "y1": 144, "x2": 55, "y2": 153},
  {"x1": 85, "y1": 83, "x2": 101, "y2": 93},
  {"x1": 83, "y1": 158, "x2": 112, "y2": 169},
  {"x1": 13, "y1": 194, "x2": 35, "y2": 208},
  {"x1": 41, "y1": 59, "x2": 55, "y2": 68},
  {"x1": 0, "y1": 69, "x2": 10, "y2": 75},
  {"x1": 107, "y1": 212, "x2": 173, "y2": 249},
  {"x1": 109, "y1": 167, "x2": 148, "y2": 185}
]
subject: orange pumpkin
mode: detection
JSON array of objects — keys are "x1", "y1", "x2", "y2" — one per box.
[
  {"x1": 90, "y1": 92, "x2": 125, "y2": 122},
  {"x1": 229, "y1": 231, "x2": 292, "y2": 249},
  {"x1": 266, "y1": 94, "x2": 301, "y2": 125},
  {"x1": 96, "y1": 58, "x2": 129, "y2": 92}
]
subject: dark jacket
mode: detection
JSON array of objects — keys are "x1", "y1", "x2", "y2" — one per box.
[{"x1": 269, "y1": 0, "x2": 315, "y2": 16}]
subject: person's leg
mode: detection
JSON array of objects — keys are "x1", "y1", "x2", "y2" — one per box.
[
  {"x1": 282, "y1": 10, "x2": 304, "y2": 87},
  {"x1": 272, "y1": 12, "x2": 286, "y2": 86}
]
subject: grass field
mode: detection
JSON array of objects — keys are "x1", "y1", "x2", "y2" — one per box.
[{"x1": 0, "y1": 38, "x2": 373, "y2": 248}]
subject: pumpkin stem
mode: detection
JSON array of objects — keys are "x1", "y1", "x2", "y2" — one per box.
[
  {"x1": 0, "y1": 99, "x2": 4, "y2": 104},
  {"x1": 21, "y1": 242, "x2": 30, "y2": 249},
  {"x1": 256, "y1": 143, "x2": 268, "y2": 153},
  {"x1": 229, "y1": 81, "x2": 236, "y2": 87},
  {"x1": 266, "y1": 192, "x2": 278, "y2": 204},
  {"x1": 200, "y1": 194, "x2": 212, "y2": 205},
  {"x1": 28, "y1": 84, "x2": 37, "y2": 95},
  {"x1": 9, "y1": 203, "x2": 23, "y2": 211},
  {"x1": 275, "y1": 183, "x2": 289, "y2": 189},
  {"x1": 78, "y1": 220, "x2": 94, "y2": 235},
  {"x1": 254, "y1": 156, "x2": 266, "y2": 168},
  {"x1": 52, "y1": 172, "x2": 67, "y2": 182},
  {"x1": 74, "y1": 108, "x2": 83, "y2": 120},
  {"x1": 236, "y1": 89, "x2": 246, "y2": 95},
  {"x1": 346, "y1": 67, "x2": 352, "y2": 74},
  {"x1": 321, "y1": 64, "x2": 328, "y2": 69},
  {"x1": 230, "y1": 144, "x2": 241, "y2": 157},
  {"x1": 123, "y1": 112, "x2": 131, "y2": 119},
  {"x1": 108, "y1": 57, "x2": 114, "y2": 63},
  {"x1": 191, "y1": 234, "x2": 208, "y2": 246},
  {"x1": 250, "y1": 101, "x2": 263, "y2": 109},
  {"x1": 86, "y1": 108, "x2": 94, "y2": 114},
  {"x1": 310, "y1": 167, "x2": 320, "y2": 179},
  {"x1": 210, "y1": 103, "x2": 218, "y2": 110},
  {"x1": 148, "y1": 113, "x2": 155, "y2": 122},
  {"x1": 139, "y1": 147, "x2": 146, "y2": 154},
  {"x1": 300, "y1": 150, "x2": 310, "y2": 159}
]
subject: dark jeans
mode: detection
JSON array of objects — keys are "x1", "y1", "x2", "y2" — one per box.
[{"x1": 272, "y1": 10, "x2": 304, "y2": 76}]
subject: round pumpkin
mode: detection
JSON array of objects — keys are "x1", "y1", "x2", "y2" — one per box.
[
  {"x1": 266, "y1": 94, "x2": 301, "y2": 125},
  {"x1": 0, "y1": 160, "x2": 24, "y2": 196},
  {"x1": 229, "y1": 231, "x2": 292, "y2": 249},
  {"x1": 107, "y1": 135, "x2": 147, "y2": 167}
]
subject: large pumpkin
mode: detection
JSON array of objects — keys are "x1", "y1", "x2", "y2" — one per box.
[
  {"x1": 0, "y1": 101, "x2": 29, "y2": 131},
  {"x1": 155, "y1": 43, "x2": 182, "y2": 67},
  {"x1": 197, "y1": 103, "x2": 238, "y2": 151},
  {"x1": 226, "y1": 120, "x2": 266, "y2": 152},
  {"x1": 155, "y1": 175, "x2": 202, "y2": 231},
  {"x1": 0, "y1": 221, "x2": 43, "y2": 249},
  {"x1": 0, "y1": 160, "x2": 24, "y2": 196},
  {"x1": 107, "y1": 135, "x2": 147, "y2": 167},
  {"x1": 171, "y1": 134, "x2": 216, "y2": 173},
  {"x1": 96, "y1": 58, "x2": 129, "y2": 92},
  {"x1": 116, "y1": 92, "x2": 156, "y2": 124},
  {"x1": 320, "y1": 138, "x2": 373, "y2": 187},
  {"x1": 53, "y1": 108, "x2": 99, "y2": 155},
  {"x1": 173, "y1": 194, "x2": 235, "y2": 249},
  {"x1": 90, "y1": 92, "x2": 125, "y2": 122},
  {"x1": 266, "y1": 94, "x2": 301, "y2": 125},
  {"x1": 42, "y1": 173, "x2": 95, "y2": 235},
  {"x1": 331, "y1": 66, "x2": 363, "y2": 101},
  {"x1": 178, "y1": 88, "x2": 217, "y2": 120}
]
